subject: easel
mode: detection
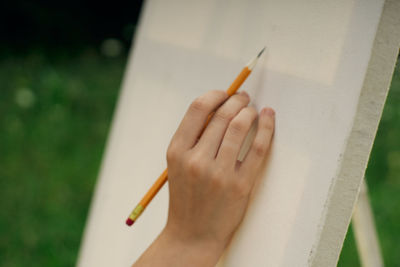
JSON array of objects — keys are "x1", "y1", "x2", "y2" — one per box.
[
  {"x1": 77, "y1": 1, "x2": 400, "y2": 266},
  {"x1": 352, "y1": 180, "x2": 383, "y2": 267}
]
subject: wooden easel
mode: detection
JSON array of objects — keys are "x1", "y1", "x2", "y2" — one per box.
[
  {"x1": 77, "y1": 1, "x2": 400, "y2": 266},
  {"x1": 352, "y1": 180, "x2": 383, "y2": 267}
]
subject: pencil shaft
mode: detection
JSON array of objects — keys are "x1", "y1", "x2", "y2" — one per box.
[
  {"x1": 127, "y1": 66, "x2": 253, "y2": 225},
  {"x1": 227, "y1": 67, "x2": 251, "y2": 96},
  {"x1": 140, "y1": 168, "x2": 168, "y2": 207}
]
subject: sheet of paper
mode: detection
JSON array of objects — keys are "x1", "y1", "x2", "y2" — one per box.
[{"x1": 77, "y1": 0, "x2": 389, "y2": 266}]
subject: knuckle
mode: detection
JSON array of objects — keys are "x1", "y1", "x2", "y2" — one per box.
[
  {"x1": 228, "y1": 107, "x2": 257, "y2": 135},
  {"x1": 214, "y1": 109, "x2": 234, "y2": 123},
  {"x1": 190, "y1": 97, "x2": 209, "y2": 114},
  {"x1": 190, "y1": 91, "x2": 227, "y2": 115},
  {"x1": 253, "y1": 141, "x2": 267, "y2": 157},
  {"x1": 209, "y1": 172, "x2": 225, "y2": 189},
  {"x1": 210, "y1": 168, "x2": 225, "y2": 181},
  {"x1": 231, "y1": 180, "x2": 251, "y2": 198},
  {"x1": 211, "y1": 89, "x2": 228, "y2": 99},
  {"x1": 230, "y1": 119, "x2": 247, "y2": 135},
  {"x1": 166, "y1": 146, "x2": 179, "y2": 164},
  {"x1": 236, "y1": 92, "x2": 250, "y2": 102},
  {"x1": 185, "y1": 155, "x2": 205, "y2": 176}
]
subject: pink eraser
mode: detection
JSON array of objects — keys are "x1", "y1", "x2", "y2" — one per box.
[{"x1": 126, "y1": 218, "x2": 134, "y2": 226}]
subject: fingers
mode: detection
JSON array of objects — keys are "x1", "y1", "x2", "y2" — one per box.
[
  {"x1": 239, "y1": 107, "x2": 275, "y2": 179},
  {"x1": 194, "y1": 91, "x2": 250, "y2": 157},
  {"x1": 216, "y1": 106, "x2": 258, "y2": 168},
  {"x1": 170, "y1": 90, "x2": 229, "y2": 152}
]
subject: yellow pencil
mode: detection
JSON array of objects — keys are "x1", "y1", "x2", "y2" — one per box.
[{"x1": 126, "y1": 47, "x2": 266, "y2": 226}]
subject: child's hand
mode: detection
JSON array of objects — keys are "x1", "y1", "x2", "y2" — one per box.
[
  {"x1": 165, "y1": 90, "x2": 275, "y2": 256},
  {"x1": 133, "y1": 90, "x2": 275, "y2": 267}
]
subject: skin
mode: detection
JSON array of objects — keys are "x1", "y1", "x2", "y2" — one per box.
[{"x1": 133, "y1": 90, "x2": 275, "y2": 267}]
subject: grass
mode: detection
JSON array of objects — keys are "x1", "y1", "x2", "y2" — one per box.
[
  {"x1": 0, "y1": 50, "x2": 124, "y2": 266},
  {"x1": 0, "y1": 50, "x2": 398, "y2": 266}
]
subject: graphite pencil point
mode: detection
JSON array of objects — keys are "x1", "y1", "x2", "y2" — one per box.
[{"x1": 257, "y1": 46, "x2": 266, "y2": 58}]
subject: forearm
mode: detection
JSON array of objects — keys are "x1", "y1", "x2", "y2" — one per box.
[{"x1": 132, "y1": 228, "x2": 225, "y2": 267}]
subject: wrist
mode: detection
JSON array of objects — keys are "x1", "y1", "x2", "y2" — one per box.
[{"x1": 159, "y1": 226, "x2": 226, "y2": 266}]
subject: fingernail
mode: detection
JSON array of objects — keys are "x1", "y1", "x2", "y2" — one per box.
[{"x1": 262, "y1": 107, "x2": 275, "y2": 116}]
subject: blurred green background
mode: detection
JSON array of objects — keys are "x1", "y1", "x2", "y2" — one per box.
[{"x1": 0, "y1": 1, "x2": 399, "y2": 266}]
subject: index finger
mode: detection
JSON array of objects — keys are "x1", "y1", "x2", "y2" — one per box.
[{"x1": 170, "y1": 90, "x2": 229, "y2": 152}]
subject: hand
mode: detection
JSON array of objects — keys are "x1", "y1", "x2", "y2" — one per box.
[
  {"x1": 133, "y1": 90, "x2": 275, "y2": 267},
  {"x1": 165, "y1": 90, "x2": 275, "y2": 260}
]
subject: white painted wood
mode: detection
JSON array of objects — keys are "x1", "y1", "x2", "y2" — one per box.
[
  {"x1": 77, "y1": 0, "x2": 400, "y2": 266},
  {"x1": 310, "y1": 0, "x2": 400, "y2": 265},
  {"x1": 352, "y1": 181, "x2": 384, "y2": 267}
]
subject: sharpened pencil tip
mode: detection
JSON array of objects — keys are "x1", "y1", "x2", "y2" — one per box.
[
  {"x1": 257, "y1": 46, "x2": 266, "y2": 58},
  {"x1": 126, "y1": 218, "x2": 134, "y2": 226},
  {"x1": 246, "y1": 46, "x2": 266, "y2": 70}
]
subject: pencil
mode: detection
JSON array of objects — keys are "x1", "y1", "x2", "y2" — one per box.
[{"x1": 126, "y1": 47, "x2": 266, "y2": 226}]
